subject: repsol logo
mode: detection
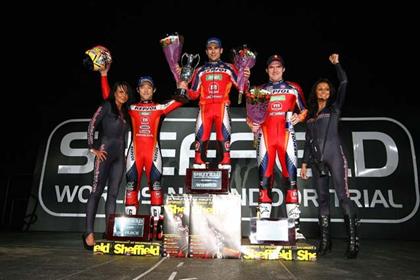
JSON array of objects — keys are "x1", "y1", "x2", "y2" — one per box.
[
  {"x1": 204, "y1": 67, "x2": 228, "y2": 73},
  {"x1": 132, "y1": 106, "x2": 157, "y2": 111}
]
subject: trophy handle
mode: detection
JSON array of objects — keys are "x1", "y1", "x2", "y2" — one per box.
[
  {"x1": 181, "y1": 53, "x2": 200, "y2": 69},
  {"x1": 192, "y1": 54, "x2": 200, "y2": 68},
  {"x1": 181, "y1": 53, "x2": 189, "y2": 65}
]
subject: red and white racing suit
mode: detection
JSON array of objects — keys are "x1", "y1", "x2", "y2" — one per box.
[
  {"x1": 248, "y1": 80, "x2": 307, "y2": 233},
  {"x1": 101, "y1": 76, "x2": 183, "y2": 213},
  {"x1": 188, "y1": 60, "x2": 244, "y2": 166}
]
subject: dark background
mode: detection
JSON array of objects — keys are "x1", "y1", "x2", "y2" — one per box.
[{"x1": 2, "y1": 1, "x2": 418, "y2": 231}]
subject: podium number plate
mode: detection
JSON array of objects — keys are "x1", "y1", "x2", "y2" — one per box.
[
  {"x1": 185, "y1": 169, "x2": 229, "y2": 194},
  {"x1": 107, "y1": 214, "x2": 151, "y2": 241}
]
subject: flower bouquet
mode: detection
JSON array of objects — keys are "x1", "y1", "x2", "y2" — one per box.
[
  {"x1": 160, "y1": 33, "x2": 184, "y2": 83},
  {"x1": 246, "y1": 87, "x2": 270, "y2": 123},
  {"x1": 233, "y1": 45, "x2": 257, "y2": 104},
  {"x1": 246, "y1": 88, "x2": 270, "y2": 146}
]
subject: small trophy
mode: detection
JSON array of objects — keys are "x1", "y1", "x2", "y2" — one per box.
[{"x1": 175, "y1": 53, "x2": 200, "y2": 101}]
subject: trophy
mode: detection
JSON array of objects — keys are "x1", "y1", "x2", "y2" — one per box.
[
  {"x1": 175, "y1": 53, "x2": 200, "y2": 101},
  {"x1": 160, "y1": 33, "x2": 200, "y2": 102}
]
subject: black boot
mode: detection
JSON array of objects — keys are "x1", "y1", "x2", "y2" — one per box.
[
  {"x1": 344, "y1": 215, "x2": 359, "y2": 259},
  {"x1": 317, "y1": 215, "x2": 332, "y2": 256}
]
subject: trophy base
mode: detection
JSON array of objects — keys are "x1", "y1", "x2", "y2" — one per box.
[
  {"x1": 185, "y1": 168, "x2": 229, "y2": 194},
  {"x1": 106, "y1": 214, "x2": 152, "y2": 242}
]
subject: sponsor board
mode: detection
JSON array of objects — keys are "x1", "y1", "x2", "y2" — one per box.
[{"x1": 31, "y1": 108, "x2": 419, "y2": 233}]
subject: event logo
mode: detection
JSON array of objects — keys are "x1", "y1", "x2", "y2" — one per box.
[{"x1": 38, "y1": 111, "x2": 418, "y2": 224}]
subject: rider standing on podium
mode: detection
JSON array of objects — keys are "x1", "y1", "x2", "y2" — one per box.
[
  {"x1": 247, "y1": 54, "x2": 307, "y2": 239},
  {"x1": 100, "y1": 68, "x2": 185, "y2": 239},
  {"x1": 178, "y1": 37, "x2": 250, "y2": 172}
]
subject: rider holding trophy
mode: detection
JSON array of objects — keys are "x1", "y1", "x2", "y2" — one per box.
[{"x1": 177, "y1": 37, "x2": 251, "y2": 172}]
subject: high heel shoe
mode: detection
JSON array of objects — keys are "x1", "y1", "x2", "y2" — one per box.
[{"x1": 82, "y1": 232, "x2": 95, "y2": 251}]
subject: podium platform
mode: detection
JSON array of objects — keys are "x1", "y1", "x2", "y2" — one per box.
[
  {"x1": 188, "y1": 194, "x2": 241, "y2": 259},
  {"x1": 163, "y1": 194, "x2": 191, "y2": 257},
  {"x1": 93, "y1": 166, "x2": 316, "y2": 261},
  {"x1": 162, "y1": 193, "x2": 242, "y2": 259},
  {"x1": 92, "y1": 238, "x2": 316, "y2": 261}
]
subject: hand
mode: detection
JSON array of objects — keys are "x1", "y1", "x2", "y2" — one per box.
[
  {"x1": 243, "y1": 67, "x2": 251, "y2": 78},
  {"x1": 251, "y1": 123, "x2": 260, "y2": 133},
  {"x1": 329, "y1": 53, "x2": 339, "y2": 65},
  {"x1": 300, "y1": 163, "x2": 308, "y2": 180},
  {"x1": 177, "y1": 81, "x2": 188, "y2": 90},
  {"x1": 99, "y1": 63, "x2": 110, "y2": 76},
  {"x1": 175, "y1": 64, "x2": 182, "y2": 76},
  {"x1": 290, "y1": 113, "x2": 301, "y2": 125},
  {"x1": 90, "y1": 148, "x2": 108, "y2": 162}
]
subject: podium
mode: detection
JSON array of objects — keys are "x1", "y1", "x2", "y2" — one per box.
[
  {"x1": 163, "y1": 195, "x2": 191, "y2": 257},
  {"x1": 93, "y1": 214, "x2": 161, "y2": 256},
  {"x1": 248, "y1": 217, "x2": 296, "y2": 245},
  {"x1": 163, "y1": 166, "x2": 241, "y2": 258},
  {"x1": 188, "y1": 194, "x2": 242, "y2": 258},
  {"x1": 241, "y1": 217, "x2": 317, "y2": 261}
]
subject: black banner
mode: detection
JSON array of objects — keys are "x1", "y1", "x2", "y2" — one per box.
[{"x1": 28, "y1": 109, "x2": 419, "y2": 238}]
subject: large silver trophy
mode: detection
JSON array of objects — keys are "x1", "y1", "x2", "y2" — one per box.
[{"x1": 176, "y1": 53, "x2": 200, "y2": 101}]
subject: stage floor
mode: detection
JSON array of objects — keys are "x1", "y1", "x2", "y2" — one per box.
[{"x1": 0, "y1": 231, "x2": 419, "y2": 280}]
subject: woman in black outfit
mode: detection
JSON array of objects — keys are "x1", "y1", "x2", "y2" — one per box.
[
  {"x1": 83, "y1": 81, "x2": 133, "y2": 250},
  {"x1": 300, "y1": 54, "x2": 359, "y2": 258}
]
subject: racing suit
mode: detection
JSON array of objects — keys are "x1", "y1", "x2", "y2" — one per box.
[
  {"x1": 124, "y1": 100, "x2": 183, "y2": 213},
  {"x1": 101, "y1": 76, "x2": 183, "y2": 232},
  {"x1": 248, "y1": 80, "x2": 307, "y2": 237},
  {"x1": 188, "y1": 60, "x2": 244, "y2": 168}
]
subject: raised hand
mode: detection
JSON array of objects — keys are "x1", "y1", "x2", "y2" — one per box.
[{"x1": 329, "y1": 53, "x2": 339, "y2": 65}]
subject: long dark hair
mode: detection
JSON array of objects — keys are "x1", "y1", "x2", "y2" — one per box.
[
  {"x1": 107, "y1": 81, "x2": 133, "y2": 123},
  {"x1": 307, "y1": 78, "x2": 336, "y2": 119}
]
